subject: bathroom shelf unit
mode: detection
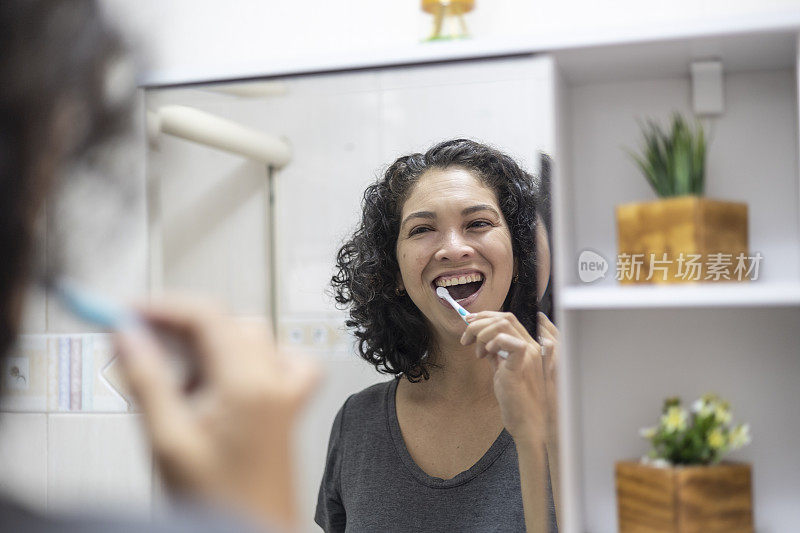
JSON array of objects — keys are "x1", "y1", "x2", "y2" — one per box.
[{"x1": 549, "y1": 23, "x2": 800, "y2": 533}]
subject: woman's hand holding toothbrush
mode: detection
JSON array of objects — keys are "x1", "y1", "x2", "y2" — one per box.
[
  {"x1": 114, "y1": 295, "x2": 320, "y2": 532},
  {"x1": 460, "y1": 309, "x2": 557, "y2": 533},
  {"x1": 458, "y1": 310, "x2": 548, "y2": 445}
]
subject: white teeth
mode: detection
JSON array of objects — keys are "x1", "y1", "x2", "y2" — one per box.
[{"x1": 434, "y1": 273, "x2": 484, "y2": 287}]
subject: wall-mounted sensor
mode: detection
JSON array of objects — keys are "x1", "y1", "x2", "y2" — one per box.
[{"x1": 691, "y1": 60, "x2": 724, "y2": 116}]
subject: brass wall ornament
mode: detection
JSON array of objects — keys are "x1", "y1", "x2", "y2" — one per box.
[{"x1": 422, "y1": 0, "x2": 475, "y2": 41}]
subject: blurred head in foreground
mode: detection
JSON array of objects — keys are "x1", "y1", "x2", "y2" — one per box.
[
  {"x1": 0, "y1": 0, "x2": 131, "y2": 357},
  {"x1": 0, "y1": 5, "x2": 319, "y2": 530}
]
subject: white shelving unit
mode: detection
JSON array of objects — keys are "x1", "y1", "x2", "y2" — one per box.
[{"x1": 550, "y1": 24, "x2": 800, "y2": 533}]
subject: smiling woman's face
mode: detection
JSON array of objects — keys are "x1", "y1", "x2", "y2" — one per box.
[{"x1": 395, "y1": 167, "x2": 515, "y2": 340}]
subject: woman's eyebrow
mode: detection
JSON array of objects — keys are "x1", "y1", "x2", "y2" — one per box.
[
  {"x1": 400, "y1": 204, "x2": 500, "y2": 229},
  {"x1": 461, "y1": 204, "x2": 500, "y2": 218}
]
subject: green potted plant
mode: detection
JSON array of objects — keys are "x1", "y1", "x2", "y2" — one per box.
[
  {"x1": 616, "y1": 393, "x2": 753, "y2": 533},
  {"x1": 616, "y1": 113, "x2": 750, "y2": 284}
]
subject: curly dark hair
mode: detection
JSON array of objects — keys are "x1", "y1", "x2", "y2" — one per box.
[{"x1": 332, "y1": 139, "x2": 543, "y2": 382}]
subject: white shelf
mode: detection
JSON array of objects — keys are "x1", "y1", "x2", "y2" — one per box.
[{"x1": 561, "y1": 282, "x2": 800, "y2": 309}]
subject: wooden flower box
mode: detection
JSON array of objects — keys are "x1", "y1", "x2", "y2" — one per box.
[
  {"x1": 615, "y1": 460, "x2": 754, "y2": 533},
  {"x1": 615, "y1": 196, "x2": 748, "y2": 284}
]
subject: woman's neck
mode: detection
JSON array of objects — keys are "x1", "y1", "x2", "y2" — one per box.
[{"x1": 402, "y1": 332, "x2": 496, "y2": 407}]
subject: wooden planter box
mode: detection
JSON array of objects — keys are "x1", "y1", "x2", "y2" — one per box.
[
  {"x1": 615, "y1": 461, "x2": 754, "y2": 533},
  {"x1": 615, "y1": 196, "x2": 748, "y2": 284}
]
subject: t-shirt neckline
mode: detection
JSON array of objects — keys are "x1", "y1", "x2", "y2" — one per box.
[{"x1": 386, "y1": 376, "x2": 513, "y2": 489}]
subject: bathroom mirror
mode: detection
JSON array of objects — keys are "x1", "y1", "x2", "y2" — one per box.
[{"x1": 145, "y1": 54, "x2": 558, "y2": 531}]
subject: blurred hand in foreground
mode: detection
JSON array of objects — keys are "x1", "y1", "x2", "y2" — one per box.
[{"x1": 114, "y1": 296, "x2": 320, "y2": 532}]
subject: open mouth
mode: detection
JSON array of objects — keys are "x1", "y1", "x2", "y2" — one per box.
[
  {"x1": 433, "y1": 272, "x2": 485, "y2": 302},
  {"x1": 446, "y1": 280, "x2": 482, "y2": 300}
]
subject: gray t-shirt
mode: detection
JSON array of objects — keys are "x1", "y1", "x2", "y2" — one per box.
[{"x1": 315, "y1": 378, "x2": 557, "y2": 532}]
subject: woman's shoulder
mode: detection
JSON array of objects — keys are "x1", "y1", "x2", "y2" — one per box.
[
  {"x1": 342, "y1": 378, "x2": 397, "y2": 414},
  {"x1": 346, "y1": 377, "x2": 396, "y2": 406},
  {"x1": 335, "y1": 377, "x2": 397, "y2": 432}
]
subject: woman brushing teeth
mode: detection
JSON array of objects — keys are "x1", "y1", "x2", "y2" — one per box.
[{"x1": 317, "y1": 139, "x2": 559, "y2": 533}]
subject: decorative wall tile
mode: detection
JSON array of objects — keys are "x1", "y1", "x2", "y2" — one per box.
[
  {"x1": 1, "y1": 337, "x2": 48, "y2": 412},
  {"x1": 278, "y1": 317, "x2": 356, "y2": 360},
  {"x1": 1, "y1": 334, "x2": 128, "y2": 413}
]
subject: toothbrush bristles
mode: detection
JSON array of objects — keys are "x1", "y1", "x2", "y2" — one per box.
[
  {"x1": 436, "y1": 286, "x2": 471, "y2": 324},
  {"x1": 436, "y1": 286, "x2": 456, "y2": 304}
]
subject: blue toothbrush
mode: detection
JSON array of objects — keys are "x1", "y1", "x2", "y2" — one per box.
[
  {"x1": 51, "y1": 278, "x2": 142, "y2": 331},
  {"x1": 436, "y1": 286, "x2": 509, "y2": 359}
]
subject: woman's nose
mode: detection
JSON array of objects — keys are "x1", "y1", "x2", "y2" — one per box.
[{"x1": 434, "y1": 230, "x2": 474, "y2": 261}]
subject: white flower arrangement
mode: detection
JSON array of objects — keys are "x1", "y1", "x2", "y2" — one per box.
[{"x1": 640, "y1": 393, "x2": 751, "y2": 466}]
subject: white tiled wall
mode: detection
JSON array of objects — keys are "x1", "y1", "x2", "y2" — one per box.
[
  {"x1": 0, "y1": 413, "x2": 48, "y2": 510},
  {"x1": 0, "y1": 412, "x2": 152, "y2": 515},
  {"x1": 47, "y1": 414, "x2": 151, "y2": 514}
]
